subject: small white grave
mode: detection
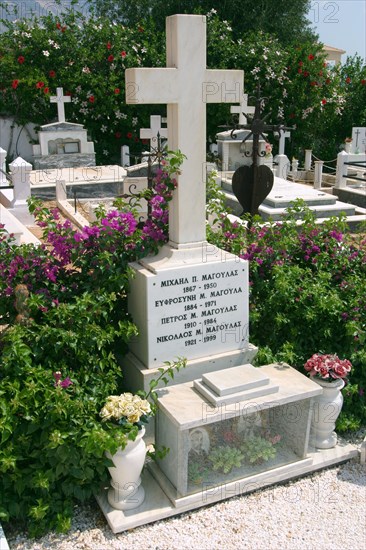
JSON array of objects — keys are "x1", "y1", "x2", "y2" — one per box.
[
  {"x1": 259, "y1": 177, "x2": 355, "y2": 220},
  {"x1": 32, "y1": 87, "x2": 96, "y2": 169},
  {"x1": 153, "y1": 364, "x2": 318, "y2": 502},
  {"x1": 96, "y1": 362, "x2": 358, "y2": 533}
]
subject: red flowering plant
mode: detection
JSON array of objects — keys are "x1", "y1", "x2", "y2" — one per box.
[{"x1": 304, "y1": 354, "x2": 352, "y2": 381}]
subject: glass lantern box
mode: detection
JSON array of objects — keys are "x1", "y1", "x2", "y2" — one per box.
[{"x1": 150, "y1": 364, "x2": 322, "y2": 503}]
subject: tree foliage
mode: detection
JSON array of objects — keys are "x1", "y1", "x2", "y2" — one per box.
[
  {"x1": 90, "y1": 0, "x2": 316, "y2": 45},
  {"x1": 0, "y1": 7, "x2": 365, "y2": 164}
]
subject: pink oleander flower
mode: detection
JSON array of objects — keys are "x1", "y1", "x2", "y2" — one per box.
[{"x1": 304, "y1": 353, "x2": 352, "y2": 381}]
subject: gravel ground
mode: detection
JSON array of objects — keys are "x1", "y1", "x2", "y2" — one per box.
[{"x1": 5, "y1": 455, "x2": 366, "y2": 550}]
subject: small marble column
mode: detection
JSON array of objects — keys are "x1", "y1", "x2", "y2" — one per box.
[
  {"x1": 9, "y1": 157, "x2": 32, "y2": 206},
  {"x1": 313, "y1": 161, "x2": 324, "y2": 189},
  {"x1": 304, "y1": 149, "x2": 312, "y2": 171},
  {"x1": 335, "y1": 151, "x2": 348, "y2": 189}
]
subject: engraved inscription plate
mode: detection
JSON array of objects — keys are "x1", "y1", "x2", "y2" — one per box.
[{"x1": 128, "y1": 258, "x2": 249, "y2": 367}]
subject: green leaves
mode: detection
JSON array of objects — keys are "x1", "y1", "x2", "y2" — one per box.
[{"x1": 0, "y1": 286, "x2": 139, "y2": 535}]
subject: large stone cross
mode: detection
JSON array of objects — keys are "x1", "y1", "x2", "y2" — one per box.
[
  {"x1": 50, "y1": 87, "x2": 71, "y2": 123},
  {"x1": 126, "y1": 15, "x2": 243, "y2": 246},
  {"x1": 140, "y1": 115, "x2": 168, "y2": 147},
  {"x1": 230, "y1": 94, "x2": 255, "y2": 125}
]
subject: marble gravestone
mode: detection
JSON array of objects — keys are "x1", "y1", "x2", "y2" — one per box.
[
  {"x1": 216, "y1": 128, "x2": 271, "y2": 172},
  {"x1": 123, "y1": 14, "x2": 257, "y2": 392},
  {"x1": 96, "y1": 15, "x2": 359, "y2": 535},
  {"x1": 32, "y1": 87, "x2": 96, "y2": 169}
]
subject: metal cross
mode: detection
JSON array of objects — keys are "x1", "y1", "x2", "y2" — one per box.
[
  {"x1": 229, "y1": 85, "x2": 294, "y2": 216},
  {"x1": 126, "y1": 133, "x2": 167, "y2": 219}
]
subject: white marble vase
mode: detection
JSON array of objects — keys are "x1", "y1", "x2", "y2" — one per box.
[
  {"x1": 311, "y1": 378, "x2": 345, "y2": 449},
  {"x1": 106, "y1": 427, "x2": 146, "y2": 510}
]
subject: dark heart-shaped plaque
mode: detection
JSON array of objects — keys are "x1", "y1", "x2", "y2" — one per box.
[{"x1": 232, "y1": 164, "x2": 274, "y2": 216}]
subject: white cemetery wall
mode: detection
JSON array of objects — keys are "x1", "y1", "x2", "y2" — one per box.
[{"x1": 0, "y1": 117, "x2": 38, "y2": 163}]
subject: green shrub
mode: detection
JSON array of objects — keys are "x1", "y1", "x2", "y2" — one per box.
[{"x1": 207, "y1": 201, "x2": 366, "y2": 430}]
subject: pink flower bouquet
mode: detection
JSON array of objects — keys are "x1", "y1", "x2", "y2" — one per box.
[{"x1": 304, "y1": 353, "x2": 352, "y2": 381}]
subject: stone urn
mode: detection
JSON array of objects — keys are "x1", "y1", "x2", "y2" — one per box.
[
  {"x1": 311, "y1": 378, "x2": 345, "y2": 449},
  {"x1": 105, "y1": 427, "x2": 146, "y2": 510}
]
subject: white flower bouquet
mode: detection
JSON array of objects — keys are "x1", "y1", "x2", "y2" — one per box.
[{"x1": 100, "y1": 392, "x2": 152, "y2": 429}]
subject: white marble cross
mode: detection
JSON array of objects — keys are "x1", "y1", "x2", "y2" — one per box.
[
  {"x1": 278, "y1": 130, "x2": 291, "y2": 155},
  {"x1": 230, "y1": 94, "x2": 255, "y2": 125},
  {"x1": 140, "y1": 115, "x2": 168, "y2": 146},
  {"x1": 126, "y1": 15, "x2": 243, "y2": 246},
  {"x1": 50, "y1": 87, "x2": 71, "y2": 123}
]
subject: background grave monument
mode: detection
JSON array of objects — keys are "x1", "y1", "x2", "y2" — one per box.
[
  {"x1": 32, "y1": 87, "x2": 96, "y2": 169},
  {"x1": 122, "y1": 14, "x2": 257, "y2": 391}
]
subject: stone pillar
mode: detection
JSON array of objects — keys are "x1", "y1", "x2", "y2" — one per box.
[
  {"x1": 304, "y1": 149, "x2": 312, "y2": 171},
  {"x1": 222, "y1": 142, "x2": 230, "y2": 172},
  {"x1": 9, "y1": 156, "x2": 32, "y2": 206},
  {"x1": 313, "y1": 161, "x2": 324, "y2": 189},
  {"x1": 335, "y1": 151, "x2": 348, "y2": 189}
]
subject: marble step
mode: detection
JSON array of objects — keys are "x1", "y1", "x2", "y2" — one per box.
[{"x1": 259, "y1": 201, "x2": 355, "y2": 221}]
